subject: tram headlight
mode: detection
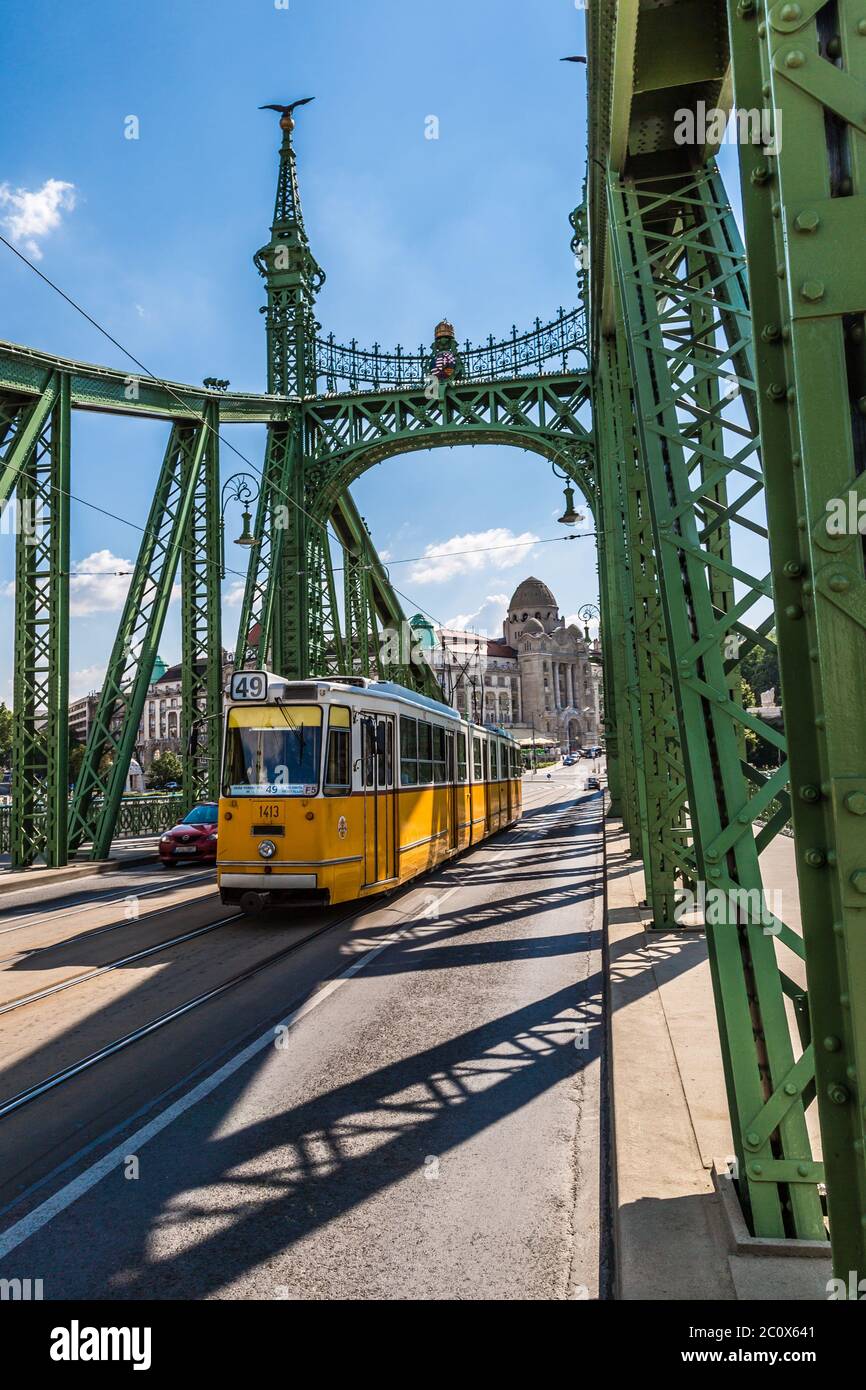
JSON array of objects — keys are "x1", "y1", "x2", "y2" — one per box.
[{"x1": 258, "y1": 839, "x2": 277, "y2": 859}]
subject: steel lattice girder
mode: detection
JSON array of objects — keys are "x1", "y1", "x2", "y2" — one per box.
[
  {"x1": 595, "y1": 335, "x2": 692, "y2": 914},
  {"x1": 69, "y1": 423, "x2": 209, "y2": 859},
  {"x1": 608, "y1": 162, "x2": 825, "y2": 1241},
  {"x1": 5, "y1": 374, "x2": 71, "y2": 868},
  {"x1": 181, "y1": 401, "x2": 222, "y2": 806},
  {"x1": 724, "y1": 0, "x2": 866, "y2": 1279},
  {"x1": 302, "y1": 374, "x2": 594, "y2": 511},
  {"x1": 234, "y1": 420, "x2": 296, "y2": 671}
]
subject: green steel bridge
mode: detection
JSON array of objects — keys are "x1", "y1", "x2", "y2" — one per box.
[{"x1": 2, "y1": 0, "x2": 865, "y2": 1282}]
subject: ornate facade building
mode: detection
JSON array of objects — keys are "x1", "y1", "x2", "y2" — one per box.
[{"x1": 432, "y1": 576, "x2": 601, "y2": 752}]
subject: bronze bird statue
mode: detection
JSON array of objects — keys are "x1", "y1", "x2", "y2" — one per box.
[
  {"x1": 259, "y1": 97, "x2": 315, "y2": 131},
  {"x1": 561, "y1": 56, "x2": 587, "y2": 63}
]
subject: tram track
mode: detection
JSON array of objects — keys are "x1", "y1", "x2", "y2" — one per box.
[
  {"x1": 0, "y1": 778, "x2": 586, "y2": 1129},
  {"x1": 0, "y1": 912, "x2": 241, "y2": 1016},
  {"x1": 0, "y1": 906, "x2": 359, "y2": 1121},
  {"x1": 0, "y1": 866, "x2": 215, "y2": 937}
]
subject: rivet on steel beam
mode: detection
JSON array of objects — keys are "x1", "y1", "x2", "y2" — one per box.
[
  {"x1": 776, "y1": 263, "x2": 787, "y2": 278},
  {"x1": 804, "y1": 848, "x2": 826, "y2": 867},
  {"x1": 762, "y1": 323, "x2": 781, "y2": 341},
  {"x1": 828, "y1": 572, "x2": 850, "y2": 592},
  {"x1": 857, "y1": 396, "x2": 866, "y2": 415},
  {"x1": 844, "y1": 790, "x2": 866, "y2": 816},
  {"x1": 800, "y1": 280, "x2": 825, "y2": 301},
  {"x1": 815, "y1": 715, "x2": 827, "y2": 729},
  {"x1": 799, "y1": 784, "x2": 820, "y2": 801},
  {"x1": 745, "y1": 1131, "x2": 761, "y2": 1148},
  {"x1": 738, "y1": 0, "x2": 756, "y2": 14},
  {"x1": 794, "y1": 209, "x2": 820, "y2": 233},
  {"x1": 824, "y1": 1036, "x2": 842, "y2": 1052},
  {"x1": 859, "y1": 18, "x2": 866, "y2": 33},
  {"x1": 780, "y1": 1, "x2": 802, "y2": 16},
  {"x1": 834, "y1": 922, "x2": 845, "y2": 937},
  {"x1": 786, "y1": 387, "x2": 796, "y2": 402},
  {"x1": 840, "y1": 993, "x2": 850, "y2": 1007},
  {"x1": 751, "y1": 164, "x2": 771, "y2": 186},
  {"x1": 785, "y1": 49, "x2": 806, "y2": 66},
  {"x1": 850, "y1": 868, "x2": 866, "y2": 894},
  {"x1": 751, "y1": 1163, "x2": 764, "y2": 1176},
  {"x1": 826, "y1": 36, "x2": 842, "y2": 58},
  {"x1": 828, "y1": 1083, "x2": 850, "y2": 1105},
  {"x1": 767, "y1": 382, "x2": 787, "y2": 400},
  {"x1": 758, "y1": 20, "x2": 767, "y2": 35},
  {"x1": 784, "y1": 1082, "x2": 798, "y2": 1096},
  {"x1": 802, "y1": 582, "x2": 813, "y2": 596},
  {"x1": 797, "y1": 1163, "x2": 810, "y2": 1177},
  {"x1": 784, "y1": 603, "x2": 803, "y2": 619},
  {"x1": 783, "y1": 560, "x2": 803, "y2": 577}
]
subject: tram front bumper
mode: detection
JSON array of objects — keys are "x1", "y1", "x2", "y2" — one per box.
[{"x1": 218, "y1": 870, "x2": 330, "y2": 910}]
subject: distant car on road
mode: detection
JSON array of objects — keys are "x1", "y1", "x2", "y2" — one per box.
[
  {"x1": 158, "y1": 802, "x2": 218, "y2": 866},
  {"x1": 586, "y1": 776, "x2": 600, "y2": 790},
  {"x1": 563, "y1": 755, "x2": 575, "y2": 766}
]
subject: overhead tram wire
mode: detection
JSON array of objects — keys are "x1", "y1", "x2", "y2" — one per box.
[{"x1": 0, "y1": 233, "x2": 594, "y2": 642}]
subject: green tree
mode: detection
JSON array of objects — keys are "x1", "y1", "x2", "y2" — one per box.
[
  {"x1": 147, "y1": 750, "x2": 184, "y2": 789},
  {"x1": 0, "y1": 702, "x2": 12, "y2": 767},
  {"x1": 68, "y1": 739, "x2": 87, "y2": 786},
  {"x1": 740, "y1": 636, "x2": 780, "y2": 703}
]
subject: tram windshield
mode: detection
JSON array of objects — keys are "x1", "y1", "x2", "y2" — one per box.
[{"x1": 223, "y1": 704, "x2": 323, "y2": 796}]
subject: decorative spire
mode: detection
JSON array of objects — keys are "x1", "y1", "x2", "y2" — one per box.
[{"x1": 255, "y1": 101, "x2": 325, "y2": 397}]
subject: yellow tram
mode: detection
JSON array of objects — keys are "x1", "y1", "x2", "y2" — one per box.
[{"x1": 217, "y1": 672, "x2": 523, "y2": 911}]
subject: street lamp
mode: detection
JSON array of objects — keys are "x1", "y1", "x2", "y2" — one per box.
[
  {"x1": 551, "y1": 455, "x2": 585, "y2": 527},
  {"x1": 577, "y1": 602, "x2": 600, "y2": 642},
  {"x1": 220, "y1": 473, "x2": 260, "y2": 579}
]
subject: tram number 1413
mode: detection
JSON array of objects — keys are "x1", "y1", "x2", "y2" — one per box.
[{"x1": 229, "y1": 671, "x2": 268, "y2": 701}]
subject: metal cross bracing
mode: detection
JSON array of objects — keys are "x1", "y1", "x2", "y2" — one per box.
[
  {"x1": 7, "y1": 14, "x2": 864, "y2": 1277},
  {"x1": 608, "y1": 163, "x2": 824, "y2": 1242},
  {"x1": 588, "y1": 0, "x2": 866, "y2": 1275}
]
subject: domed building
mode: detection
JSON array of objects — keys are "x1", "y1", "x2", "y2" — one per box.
[{"x1": 433, "y1": 576, "x2": 601, "y2": 754}]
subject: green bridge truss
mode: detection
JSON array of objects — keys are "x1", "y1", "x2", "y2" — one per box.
[{"x1": 1, "y1": 5, "x2": 865, "y2": 1275}]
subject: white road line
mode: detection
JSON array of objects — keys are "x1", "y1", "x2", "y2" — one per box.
[{"x1": 0, "y1": 782, "x2": 577, "y2": 1262}]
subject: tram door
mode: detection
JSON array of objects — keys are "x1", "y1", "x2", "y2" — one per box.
[
  {"x1": 504, "y1": 744, "x2": 513, "y2": 821},
  {"x1": 362, "y1": 715, "x2": 396, "y2": 886},
  {"x1": 446, "y1": 732, "x2": 459, "y2": 849}
]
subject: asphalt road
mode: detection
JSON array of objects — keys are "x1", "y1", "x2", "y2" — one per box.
[{"x1": 0, "y1": 767, "x2": 607, "y2": 1300}]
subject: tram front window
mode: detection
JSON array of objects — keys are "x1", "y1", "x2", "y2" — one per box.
[{"x1": 223, "y1": 705, "x2": 323, "y2": 795}]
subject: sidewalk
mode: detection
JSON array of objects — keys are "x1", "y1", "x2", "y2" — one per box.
[{"x1": 604, "y1": 814, "x2": 831, "y2": 1300}]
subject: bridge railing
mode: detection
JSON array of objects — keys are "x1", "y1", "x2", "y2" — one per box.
[
  {"x1": 0, "y1": 794, "x2": 185, "y2": 859},
  {"x1": 315, "y1": 306, "x2": 588, "y2": 392}
]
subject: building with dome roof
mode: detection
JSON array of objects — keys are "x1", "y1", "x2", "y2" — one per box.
[{"x1": 431, "y1": 576, "x2": 601, "y2": 754}]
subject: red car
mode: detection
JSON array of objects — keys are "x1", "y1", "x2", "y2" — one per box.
[{"x1": 158, "y1": 802, "x2": 218, "y2": 866}]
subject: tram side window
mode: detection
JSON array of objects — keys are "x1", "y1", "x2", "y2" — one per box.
[
  {"x1": 472, "y1": 736, "x2": 483, "y2": 780},
  {"x1": 362, "y1": 719, "x2": 375, "y2": 788},
  {"x1": 457, "y1": 731, "x2": 467, "y2": 782},
  {"x1": 400, "y1": 716, "x2": 418, "y2": 786},
  {"x1": 433, "y1": 725, "x2": 447, "y2": 783},
  {"x1": 324, "y1": 706, "x2": 352, "y2": 794},
  {"x1": 418, "y1": 722, "x2": 433, "y2": 784}
]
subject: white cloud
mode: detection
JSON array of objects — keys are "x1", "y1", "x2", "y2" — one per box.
[
  {"x1": 0, "y1": 178, "x2": 77, "y2": 260},
  {"x1": 70, "y1": 550, "x2": 135, "y2": 616},
  {"x1": 222, "y1": 580, "x2": 246, "y2": 608},
  {"x1": 70, "y1": 664, "x2": 106, "y2": 700},
  {"x1": 447, "y1": 593, "x2": 509, "y2": 637},
  {"x1": 408, "y1": 527, "x2": 539, "y2": 585}
]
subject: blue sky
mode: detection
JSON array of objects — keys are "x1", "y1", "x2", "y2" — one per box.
[{"x1": 0, "y1": 0, "x2": 596, "y2": 702}]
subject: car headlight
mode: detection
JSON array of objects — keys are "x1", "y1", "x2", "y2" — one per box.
[{"x1": 258, "y1": 839, "x2": 277, "y2": 859}]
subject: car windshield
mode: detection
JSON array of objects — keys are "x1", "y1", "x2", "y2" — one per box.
[
  {"x1": 182, "y1": 805, "x2": 217, "y2": 825},
  {"x1": 223, "y1": 704, "x2": 323, "y2": 795}
]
